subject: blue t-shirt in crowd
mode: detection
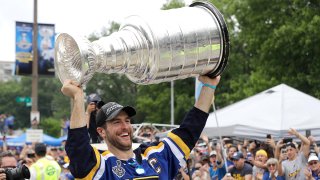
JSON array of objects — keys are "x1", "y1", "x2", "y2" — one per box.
[
  {"x1": 209, "y1": 162, "x2": 227, "y2": 180},
  {"x1": 312, "y1": 171, "x2": 320, "y2": 180},
  {"x1": 262, "y1": 171, "x2": 285, "y2": 180}
]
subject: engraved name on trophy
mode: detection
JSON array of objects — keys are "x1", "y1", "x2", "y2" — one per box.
[{"x1": 54, "y1": 1, "x2": 229, "y2": 85}]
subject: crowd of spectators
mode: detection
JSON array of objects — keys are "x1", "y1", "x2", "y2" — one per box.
[
  {"x1": 0, "y1": 140, "x2": 73, "y2": 179},
  {"x1": 0, "y1": 114, "x2": 15, "y2": 136},
  {"x1": 0, "y1": 120, "x2": 319, "y2": 180},
  {"x1": 172, "y1": 128, "x2": 320, "y2": 180}
]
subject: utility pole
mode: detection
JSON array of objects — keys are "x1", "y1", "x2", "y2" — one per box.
[{"x1": 31, "y1": 0, "x2": 39, "y2": 128}]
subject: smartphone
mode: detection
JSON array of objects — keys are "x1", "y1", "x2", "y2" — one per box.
[
  {"x1": 283, "y1": 138, "x2": 293, "y2": 144},
  {"x1": 266, "y1": 134, "x2": 271, "y2": 139}
]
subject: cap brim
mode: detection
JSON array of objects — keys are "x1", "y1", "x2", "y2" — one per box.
[
  {"x1": 308, "y1": 156, "x2": 319, "y2": 162},
  {"x1": 106, "y1": 106, "x2": 136, "y2": 121}
]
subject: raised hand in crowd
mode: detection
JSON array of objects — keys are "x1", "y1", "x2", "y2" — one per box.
[
  {"x1": 201, "y1": 134, "x2": 212, "y2": 155},
  {"x1": 303, "y1": 167, "x2": 313, "y2": 180},
  {"x1": 288, "y1": 128, "x2": 310, "y2": 157},
  {"x1": 178, "y1": 166, "x2": 190, "y2": 180},
  {"x1": 308, "y1": 135, "x2": 320, "y2": 155},
  {"x1": 274, "y1": 139, "x2": 284, "y2": 160},
  {"x1": 265, "y1": 137, "x2": 276, "y2": 149},
  {"x1": 215, "y1": 141, "x2": 225, "y2": 166}
]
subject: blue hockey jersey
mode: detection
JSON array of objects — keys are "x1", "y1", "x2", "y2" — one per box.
[{"x1": 66, "y1": 107, "x2": 208, "y2": 179}]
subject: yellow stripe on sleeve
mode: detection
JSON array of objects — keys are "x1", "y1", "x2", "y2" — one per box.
[
  {"x1": 168, "y1": 132, "x2": 190, "y2": 159},
  {"x1": 143, "y1": 142, "x2": 164, "y2": 157},
  {"x1": 77, "y1": 146, "x2": 101, "y2": 180}
]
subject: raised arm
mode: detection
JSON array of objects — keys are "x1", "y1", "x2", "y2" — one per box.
[
  {"x1": 288, "y1": 128, "x2": 310, "y2": 158},
  {"x1": 61, "y1": 80, "x2": 97, "y2": 178},
  {"x1": 61, "y1": 80, "x2": 86, "y2": 129},
  {"x1": 195, "y1": 75, "x2": 221, "y2": 113}
]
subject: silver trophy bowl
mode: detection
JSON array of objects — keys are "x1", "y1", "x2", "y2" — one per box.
[{"x1": 54, "y1": 1, "x2": 229, "y2": 85}]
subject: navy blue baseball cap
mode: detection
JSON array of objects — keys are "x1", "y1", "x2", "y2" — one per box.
[
  {"x1": 87, "y1": 93, "x2": 101, "y2": 103},
  {"x1": 231, "y1": 152, "x2": 244, "y2": 160}
]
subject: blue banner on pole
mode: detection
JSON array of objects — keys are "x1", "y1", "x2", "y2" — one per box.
[
  {"x1": 15, "y1": 21, "x2": 55, "y2": 76},
  {"x1": 38, "y1": 23, "x2": 55, "y2": 75},
  {"x1": 15, "y1": 22, "x2": 33, "y2": 75}
]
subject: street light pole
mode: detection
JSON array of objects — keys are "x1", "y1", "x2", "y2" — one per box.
[{"x1": 31, "y1": 0, "x2": 39, "y2": 127}]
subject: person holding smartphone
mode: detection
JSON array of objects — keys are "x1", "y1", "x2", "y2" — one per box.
[
  {"x1": 277, "y1": 128, "x2": 310, "y2": 179},
  {"x1": 85, "y1": 93, "x2": 105, "y2": 143}
]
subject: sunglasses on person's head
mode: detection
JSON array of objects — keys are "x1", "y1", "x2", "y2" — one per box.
[{"x1": 309, "y1": 161, "x2": 318, "y2": 165}]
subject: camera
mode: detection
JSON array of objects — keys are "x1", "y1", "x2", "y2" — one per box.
[
  {"x1": 4, "y1": 165, "x2": 30, "y2": 180},
  {"x1": 266, "y1": 134, "x2": 271, "y2": 139},
  {"x1": 283, "y1": 138, "x2": 293, "y2": 144}
]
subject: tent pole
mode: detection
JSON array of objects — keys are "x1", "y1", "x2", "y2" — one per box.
[{"x1": 212, "y1": 103, "x2": 229, "y2": 173}]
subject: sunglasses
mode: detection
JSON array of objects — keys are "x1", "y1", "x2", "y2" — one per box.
[
  {"x1": 268, "y1": 164, "x2": 276, "y2": 167},
  {"x1": 309, "y1": 161, "x2": 318, "y2": 165}
]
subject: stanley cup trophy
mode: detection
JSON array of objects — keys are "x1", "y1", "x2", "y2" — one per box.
[{"x1": 54, "y1": 1, "x2": 229, "y2": 85}]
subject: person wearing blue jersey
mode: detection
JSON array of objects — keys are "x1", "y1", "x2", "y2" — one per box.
[{"x1": 61, "y1": 75, "x2": 220, "y2": 180}]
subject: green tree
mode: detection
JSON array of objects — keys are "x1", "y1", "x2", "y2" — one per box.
[
  {"x1": 210, "y1": 0, "x2": 320, "y2": 107},
  {"x1": 40, "y1": 117, "x2": 61, "y2": 137}
]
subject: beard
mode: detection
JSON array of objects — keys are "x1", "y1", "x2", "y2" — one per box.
[{"x1": 105, "y1": 130, "x2": 133, "y2": 151}]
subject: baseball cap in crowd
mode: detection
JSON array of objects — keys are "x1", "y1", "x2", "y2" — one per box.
[
  {"x1": 231, "y1": 152, "x2": 244, "y2": 160},
  {"x1": 210, "y1": 150, "x2": 217, "y2": 157},
  {"x1": 96, "y1": 102, "x2": 136, "y2": 127},
  {"x1": 308, "y1": 154, "x2": 319, "y2": 163},
  {"x1": 87, "y1": 93, "x2": 101, "y2": 103},
  {"x1": 35, "y1": 143, "x2": 47, "y2": 155},
  {"x1": 286, "y1": 142, "x2": 297, "y2": 149}
]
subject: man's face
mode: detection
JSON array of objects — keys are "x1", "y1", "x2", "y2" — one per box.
[
  {"x1": 232, "y1": 158, "x2": 244, "y2": 169},
  {"x1": 1, "y1": 156, "x2": 17, "y2": 169},
  {"x1": 309, "y1": 160, "x2": 320, "y2": 171},
  {"x1": 286, "y1": 147, "x2": 297, "y2": 160},
  {"x1": 104, "y1": 111, "x2": 133, "y2": 151},
  {"x1": 88, "y1": 102, "x2": 97, "y2": 112}
]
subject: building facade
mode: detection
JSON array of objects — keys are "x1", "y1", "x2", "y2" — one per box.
[{"x1": 0, "y1": 61, "x2": 15, "y2": 82}]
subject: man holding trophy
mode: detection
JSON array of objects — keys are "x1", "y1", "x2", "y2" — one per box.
[
  {"x1": 61, "y1": 75, "x2": 220, "y2": 179},
  {"x1": 56, "y1": 1, "x2": 229, "y2": 179}
]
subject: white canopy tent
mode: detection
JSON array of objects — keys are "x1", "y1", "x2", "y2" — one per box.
[{"x1": 203, "y1": 84, "x2": 320, "y2": 141}]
